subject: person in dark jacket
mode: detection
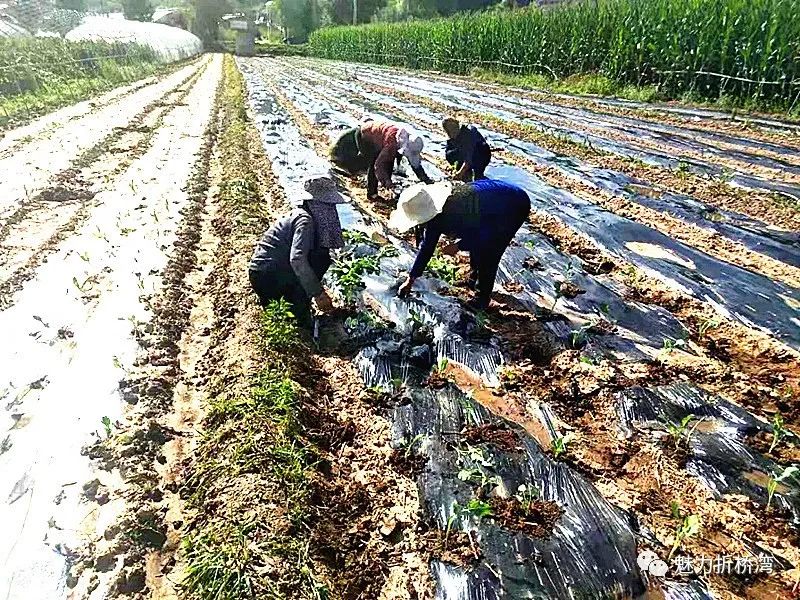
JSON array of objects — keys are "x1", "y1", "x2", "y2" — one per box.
[
  {"x1": 329, "y1": 120, "x2": 433, "y2": 200},
  {"x1": 391, "y1": 179, "x2": 530, "y2": 309},
  {"x1": 249, "y1": 175, "x2": 345, "y2": 326},
  {"x1": 442, "y1": 117, "x2": 492, "y2": 182}
]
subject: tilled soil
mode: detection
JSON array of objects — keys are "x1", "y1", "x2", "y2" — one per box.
[{"x1": 3, "y1": 50, "x2": 800, "y2": 600}]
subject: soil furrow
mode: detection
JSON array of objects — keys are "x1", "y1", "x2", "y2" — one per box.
[
  {"x1": 260, "y1": 59, "x2": 800, "y2": 423},
  {"x1": 343, "y1": 76, "x2": 799, "y2": 231},
  {"x1": 277, "y1": 61, "x2": 800, "y2": 288},
  {"x1": 0, "y1": 61, "x2": 210, "y2": 310}
]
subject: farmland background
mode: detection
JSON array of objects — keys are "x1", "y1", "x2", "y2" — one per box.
[{"x1": 308, "y1": 0, "x2": 800, "y2": 110}]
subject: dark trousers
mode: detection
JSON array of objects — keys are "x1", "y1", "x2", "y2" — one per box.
[
  {"x1": 249, "y1": 251, "x2": 331, "y2": 328},
  {"x1": 470, "y1": 206, "x2": 528, "y2": 308},
  {"x1": 471, "y1": 146, "x2": 491, "y2": 180}
]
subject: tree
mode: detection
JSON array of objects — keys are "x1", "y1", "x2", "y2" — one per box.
[
  {"x1": 122, "y1": 0, "x2": 155, "y2": 21},
  {"x1": 329, "y1": 0, "x2": 388, "y2": 24},
  {"x1": 275, "y1": 0, "x2": 313, "y2": 41},
  {"x1": 57, "y1": 0, "x2": 88, "y2": 10},
  {"x1": 191, "y1": 0, "x2": 231, "y2": 47}
]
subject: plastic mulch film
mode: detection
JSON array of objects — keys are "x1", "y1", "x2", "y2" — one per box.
[
  {"x1": 616, "y1": 383, "x2": 800, "y2": 520},
  {"x1": 270, "y1": 64, "x2": 799, "y2": 353},
  {"x1": 239, "y1": 61, "x2": 776, "y2": 598}
]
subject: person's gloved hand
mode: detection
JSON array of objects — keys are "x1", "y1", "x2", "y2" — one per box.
[
  {"x1": 397, "y1": 276, "x2": 415, "y2": 298},
  {"x1": 314, "y1": 290, "x2": 334, "y2": 312}
]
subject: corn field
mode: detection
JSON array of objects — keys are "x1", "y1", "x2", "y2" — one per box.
[{"x1": 308, "y1": 0, "x2": 800, "y2": 108}]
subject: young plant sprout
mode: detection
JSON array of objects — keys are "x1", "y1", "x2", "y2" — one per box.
[
  {"x1": 669, "y1": 512, "x2": 700, "y2": 559},
  {"x1": 399, "y1": 433, "x2": 425, "y2": 458},
  {"x1": 459, "y1": 397, "x2": 480, "y2": 426},
  {"x1": 457, "y1": 467, "x2": 500, "y2": 493},
  {"x1": 767, "y1": 465, "x2": 799, "y2": 511},
  {"x1": 663, "y1": 413, "x2": 706, "y2": 449},
  {"x1": 101, "y1": 416, "x2": 112, "y2": 439},
  {"x1": 514, "y1": 484, "x2": 540, "y2": 514},
  {"x1": 552, "y1": 280, "x2": 565, "y2": 311},
  {"x1": 697, "y1": 318, "x2": 719, "y2": 338},
  {"x1": 551, "y1": 433, "x2": 575, "y2": 459},
  {"x1": 435, "y1": 357, "x2": 449, "y2": 374},
  {"x1": 445, "y1": 498, "x2": 494, "y2": 544},
  {"x1": 769, "y1": 413, "x2": 787, "y2": 454}
]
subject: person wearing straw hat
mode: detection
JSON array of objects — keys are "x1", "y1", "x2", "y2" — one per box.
[
  {"x1": 442, "y1": 117, "x2": 492, "y2": 182},
  {"x1": 329, "y1": 120, "x2": 433, "y2": 200},
  {"x1": 249, "y1": 175, "x2": 345, "y2": 327},
  {"x1": 391, "y1": 179, "x2": 530, "y2": 310}
]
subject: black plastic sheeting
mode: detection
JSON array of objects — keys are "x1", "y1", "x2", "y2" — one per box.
[
  {"x1": 238, "y1": 58, "x2": 794, "y2": 599},
  {"x1": 616, "y1": 383, "x2": 800, "y2": 522},
  {"x1": 287, "y1": 65, "x2": 800, "y2": 269},
  {"x1": 273, "y1": 68, "x2": 691, "y2": 361},
  {"x1": 272, "y1": 65, "x2": 800, "y2": 352},
  {"x1": 322, "y1": 63, "x2": 800, "y2": 204}
]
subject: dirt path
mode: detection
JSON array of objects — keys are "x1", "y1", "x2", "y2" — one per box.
[{"x1": 0, "y1": 55, "x2": 222, "y2": 600}]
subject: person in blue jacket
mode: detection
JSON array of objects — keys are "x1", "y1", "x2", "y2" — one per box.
[
  {"x1": 391, "y1": 179, "x2": 530, "y2": 309},
  {"x1": 443, "y1": 117, "x2": 492, "y2": 182}
]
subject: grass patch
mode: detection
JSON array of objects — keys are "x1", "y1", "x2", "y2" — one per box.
[
  {"x1": 0, "y1": 37, "x2": 172, "y2": 129},
  {"x1": 180, "y1": 55, "x2": 328, "y2": 600}
]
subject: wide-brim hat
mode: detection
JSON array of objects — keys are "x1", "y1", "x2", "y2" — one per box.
[
  {"x1": 388, "y1": 181, "x2": 453, "y2": 233},
  {"x1": 301, "y1": 174, "x2": 346, "y2": 205}
]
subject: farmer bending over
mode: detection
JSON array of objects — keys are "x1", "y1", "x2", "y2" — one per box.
[
  {"x1": 443, "y1": 117, "x2": 492, "y2": 182},
  {"x1": 329, "y1": 120, "x2": 433, "y2": 200},
  {"x1": 249, "y1": 175, "x2": 344, "y2": 327},
  {"x1": 392, "y1": 179, "x2": 530, "y2": 310}
]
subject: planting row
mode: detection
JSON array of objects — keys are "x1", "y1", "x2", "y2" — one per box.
[{"x1": 238, "y1": 56, "x2": 800, "y2": 598}]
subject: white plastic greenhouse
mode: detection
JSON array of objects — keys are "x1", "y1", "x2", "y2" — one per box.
[{"x1": 65, "y1": 15, "x2": 202, "y2": 62}]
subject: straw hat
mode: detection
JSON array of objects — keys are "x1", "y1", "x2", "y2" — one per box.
[
  {"x1": 388, "y1": 181, "x2": 453, "y2": 232},
  {"x1": 301, "y1": 174, "x2": 346, "y2": 205}
]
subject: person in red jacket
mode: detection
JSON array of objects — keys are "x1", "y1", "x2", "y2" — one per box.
[{"x1": 329, "y1": 120, "x2": 433, "y2": 200}]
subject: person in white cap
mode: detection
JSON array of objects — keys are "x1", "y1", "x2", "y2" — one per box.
[
  {"x1": 391, "y1": 179, "x2": 530, "y2": 310},
  {"x1": 328, "y1": 120, "x2": 433, "y2": 200},
  {"x1": 248, "y1": 175, "x2": 345, "y2": 327}
]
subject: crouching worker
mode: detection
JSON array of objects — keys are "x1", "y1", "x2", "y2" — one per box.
[
  {"x1": 443, "y1": 117, "x2": 492, "y2": 181},
  {"x1": 329, "y1": 120, "x2": 432, "y2": 200},
  {"x1": 249, "y1": 175, "x2": 344, "y2": 327},
  {"x1": 391, "y1": 179, "x2": 530, "y2": 310}
]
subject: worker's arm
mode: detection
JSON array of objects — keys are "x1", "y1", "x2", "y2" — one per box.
[
  {"x1": 453, "y1": 162, "x2": 471, "y2": 181},
  {"x1": 411, "y1": 163, "x2": 434, "y2": 185},
  {"x1": 399, "y1": 221, "x2": 443, "y2": 297},
  {"x1": 289, "y1": 213, "x2": 324, "y2": 298}
]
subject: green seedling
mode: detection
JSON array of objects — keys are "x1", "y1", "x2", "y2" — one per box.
[
  {"x1": 669, "y1": 511, "x2": 700, "y2": 559},
  {"x1": 552, "y1": 280, "x2": 565, "y2": 311},
  {"x1": 664, "y1": 414, "x2": 704, "y2": 449},
  {"x1": 78, "y1": 252, "x2": 90, "y2": 263},
  {"x1": 435, "y1": 357, "x2": 449, "y2": 374},
  {"x1": 72, "y1": 276, "x2": 91, "y2": 294},
  {"x1": 523, "y1": 239, "x2": 537, "y2": 250},
  {"x1": 129, "y1": 180, "x2": 137, "y2": 194},
  {"x1": 551, "y1": 433, "x2": 575, "y2": 459},
  {"x1": 473, "y1": 310, "x2": 489, "y2": 333},
  {"x1": 697, "y1": 318, "x2": 719, "y2": 338},
  {"x1": 101, "y1": 416, "x2": 112, "y2": 438},
  {"x1": 769, "y1": 413, "x2": 787, "y2": 454},
  {"x1": 459, "y1": 396, "x2": 480, "y2": 426},
  {"x1": 569, "y1": 323, "x2": 593, "y2": 349},
  {"x1": 398, "y1": 433, "x2": 425, "y2": 458},
  {"x1": 428, "y1": 253, "x2": 458, "y2": 284},
  {"x1": 579, "y1": 355, "x2": 596, "y2": 365},
  {"x1": 676, "y1": 161, "x2": 691, "y2": 178},
  {"x1": 767, "y1": 465, "x2": 799, "y2": 511},
  {"x1": 342, "y1": 230, "x2": 373, "y2": 246},
  {"x1": 457, "y1": 467, "x2": 500, "y2": 493},
  {"x1": 261, "y1": 299, "x2": 300, "y2": 350},
  {"x1": 514, "y1": 483, "x2": 540, "y2": 514},
  {"x1": 407, "y1": 307, "x2": 425, "y2": 327},
  {"x1": 599, "y1": 302, "x2": 611, "y2": 315},
  {"x1": 457, "y1": 444, "x2": 495, "y2": 470}
]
